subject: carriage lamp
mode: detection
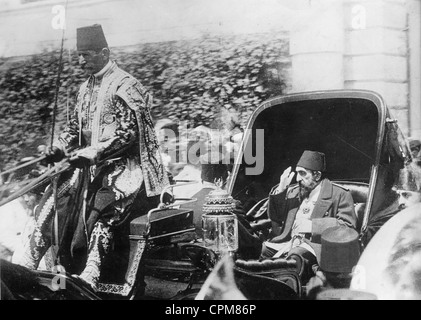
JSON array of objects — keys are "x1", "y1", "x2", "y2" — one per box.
[{"x1": 201, "y1": 184, "x2": 238, "y2": 257}]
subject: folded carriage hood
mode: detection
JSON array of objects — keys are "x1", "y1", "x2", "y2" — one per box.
[{"x1": 228, "y1": 90, "x2": 410, "y2": 220}]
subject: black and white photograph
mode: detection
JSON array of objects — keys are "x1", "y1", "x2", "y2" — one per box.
[{"x1": 0, "y1": 0, "x2": 420, "y2": 303}]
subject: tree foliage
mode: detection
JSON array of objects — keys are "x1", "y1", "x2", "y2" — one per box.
[{"x1": 0, "y1": 32, "x2": 290, "y2": 170}]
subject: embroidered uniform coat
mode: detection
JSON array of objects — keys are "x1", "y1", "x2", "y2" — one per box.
[
  {"x1": 22, "y1": 62, "x2": 169, "y2": 272},
  {"x1": 60, "y1": 61, "x2": 168, "y2": 198}
]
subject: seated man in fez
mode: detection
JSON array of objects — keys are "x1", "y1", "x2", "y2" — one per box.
[{"x1": 260, "y1": 150, "x2": 357, "y2": 282}]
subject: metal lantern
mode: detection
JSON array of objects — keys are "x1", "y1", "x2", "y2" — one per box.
[{"x1": 201, "y1": 186, "x2": 238, "y2": 257}]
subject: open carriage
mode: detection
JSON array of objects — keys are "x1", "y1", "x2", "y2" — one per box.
[
  {"x1": 229, "y1": 89, "x2": 411, "y2": 246},
  {"x1": 0, "y1": 89, "x2": 414, "y2": 300}
]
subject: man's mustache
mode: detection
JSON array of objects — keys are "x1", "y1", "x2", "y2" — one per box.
[
  {"x1": 299, "y1": 182, "x2": 311, "y2": 199},
  {"x1": 298, "y1": 181, "x2": 310, "y2": 190}
]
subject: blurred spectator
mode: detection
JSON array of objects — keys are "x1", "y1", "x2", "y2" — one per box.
[
  {"x1": 393, "y1": 187, "x2": 421, "y2": 211},
  {"x1": 219, "y1": 107, "x2": 243, "y2": 167},
  {"x1": 409, "y1": 138, "x2": 421, "y2": 160},
  {"x1": 361, "y1": 170, "x2": 421, "y2": 249},
  {"x1": 195, "y1": 255, "x2": 246, "y2": 300},
  {"x1": 155, "y1": 106, "x2": 244, "y2": 193},
  {"x1": 384, "y1": 215, "x2": 421, "y2": 300},
  {"x1": 172, "y1": 161, "x2": 202, "y2": 199},
  {"x1": 0, "y1": 196, "x2": 35, "y2": 261},
  {"x1": 395, "y1": 154, "x2": 421, "y2": 199},
  {"x1": 388, "y1": 141, "x2": 421, "y2": 215},
  {"x1": 154, "y1": 118, "x2": 181, "y2": 176},
  {"x1": 351, "y1": 203, "x2": 421, "y2": 299},
  {"x1": 199, "y1": 143, "x2": 230, "y2": 191},
  {"x1": 208, "y1": 106, "x2": 243, "y2": 179}
]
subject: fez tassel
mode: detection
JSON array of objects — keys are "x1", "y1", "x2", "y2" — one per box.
[{"x1": 165, "y1": 305, "x2": 200, "y2": 317}]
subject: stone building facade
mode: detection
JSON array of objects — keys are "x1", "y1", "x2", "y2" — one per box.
[
  {"x1": 0, "y1": 0, "x2": 419, "y2": 137},
  {"x1": 290, "y1": 0, "x2": 420, "y2": 138}
]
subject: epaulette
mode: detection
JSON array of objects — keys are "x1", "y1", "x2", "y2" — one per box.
[{"x1": 332, "y1": 182, "x2": 349, "y2": 191}]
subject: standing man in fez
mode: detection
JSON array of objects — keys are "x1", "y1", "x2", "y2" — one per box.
[
  {"x1": 260, "y1": 150, "x2": 357, "y2": 283},
  {"x1": 16, "y1": 24, "x2": 169, "y2": 290}
]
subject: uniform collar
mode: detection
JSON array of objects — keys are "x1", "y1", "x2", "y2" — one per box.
[{"x1": 94, "y1": 60, "x2": 112, "y2": 79}]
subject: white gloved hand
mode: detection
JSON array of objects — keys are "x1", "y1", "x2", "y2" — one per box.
[{"x1": 69, "y1": 147, "x2": 98, "y2": 167}]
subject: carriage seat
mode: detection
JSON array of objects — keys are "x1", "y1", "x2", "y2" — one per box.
[
  {"x1": 129, "y1": 207, "x2": 196, "y2": 243},
  {"x1": 234, "y1": 258, "x2": 302, "y2": 298},
  {"x1": 333, "y1": 182, "x2": 368, "y2": 232},
  {"x1": 235, "y1": 258, "x2": 297, "y2": 271},
  {"x1": 337, "y1": 182, "x2": 368, "y2": 204}
]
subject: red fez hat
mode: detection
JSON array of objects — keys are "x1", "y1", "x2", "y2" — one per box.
[
  {"x1": 320, "y1": 226, "x2": 360, "y2": 274},
  {"x1": 77, "y1": 24, "x2": 108, "y2": 52},
  {"x1": 296, "y1": 150, "x2": 326, "y2": 172}
]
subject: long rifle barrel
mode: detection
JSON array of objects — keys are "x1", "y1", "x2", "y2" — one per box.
[
  {"x1": 0, "y1": 159, "x2": 70, "y2": 207},
  {"x1": 0, "y1": 155, "x2": 47, "y2": 177}
]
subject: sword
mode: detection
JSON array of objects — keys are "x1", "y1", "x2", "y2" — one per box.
[
  {"x1": 0, "y1": 159, "x2": 71, "y2": 207},
  {"x1": 0, "y1": 155, "x2": 47, "y2": 178}
]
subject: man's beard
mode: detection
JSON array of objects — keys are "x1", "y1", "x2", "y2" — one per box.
[{"x1": 299, "y1": 180, "x2": 319, "y2": 201}]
